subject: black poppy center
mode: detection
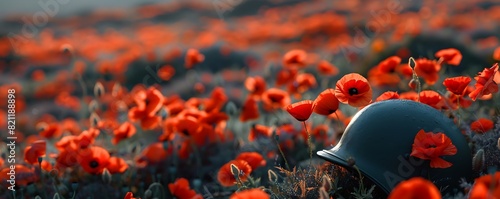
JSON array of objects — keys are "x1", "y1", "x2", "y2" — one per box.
[
  {"x1": 182, "y1": 129, "x2": 190, "y2": 136},
  {"x1": 348, "y1": 88, "x2": 359, "y2": 96},
  {"x1": 145, "y1": 99, "x2": 150, "y2": 106},
  {"x1": 89, "y1": 160, "x2": 99, "y2": 168}
]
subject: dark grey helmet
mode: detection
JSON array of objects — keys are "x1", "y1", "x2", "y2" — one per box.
[{"x1": 317, "y1": 100, "x2": 473, "y2": 194}]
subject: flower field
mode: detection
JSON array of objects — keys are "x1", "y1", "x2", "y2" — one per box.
[{"x1": 0, "y1": 0, "x2": 500, "y2": 198}]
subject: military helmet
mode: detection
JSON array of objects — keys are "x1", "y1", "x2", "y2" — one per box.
[{"x1": 317, "y1": 100, "x2": 473, "y2": 194}]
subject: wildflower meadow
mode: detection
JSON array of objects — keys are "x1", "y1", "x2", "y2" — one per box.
[{"x1": 1, "y1": 0, "x2": 500, "y2": 199}]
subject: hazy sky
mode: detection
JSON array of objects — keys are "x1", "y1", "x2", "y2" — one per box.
[{"x1": 0, "y1": 0, "x2": 166, "y2": 18}]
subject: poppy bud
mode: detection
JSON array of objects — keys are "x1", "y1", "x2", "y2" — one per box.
[
  {"x1": 225, "y1": 101, "x2": 238, "y2": 116},
  {"x1": 88, "y1": 100, "x2": 99, "y2": 112},
  {"x1": 102, "y1": 168, "x2": 111, "y2": 184},
  {"x1": 347, "y1": 157, "x2": 356, "y2": 166},
  {"x1": 192, "y1": 178, "x2": 202, "y2": 190},
  {"x1": 230, "y1": 163, "x2": 240, "y2": 177},
  {"x1": 53, "y1": 193, "x2": 61, "y2": 199},
  {"x1": 472, "y1": 149, "x2": 484, "y2": 172},
  {"x1": 497, "y1": 137, "x2": 500, "y2": 151},
  {"x1": 35, "y1": 195, "x2": 42, "y2": 199},
  {"x1": 268, "y1": 169, "x2": 278, "y2": 183},
  {"x1": 144, "y1": 189, "x2": 152, "y2": 199},
  {"x1": 89, "y1": 112, "x2": 101, "y2": 128},
  {"x1": 94, "y1": 82, "x2": 105, "y2": 98}
]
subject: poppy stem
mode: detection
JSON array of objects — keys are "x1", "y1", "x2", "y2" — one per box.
[
  {"x1": 303, "y1": 121, "x2": 313, "y2": 166},
  {"x1": 334, "y1": 111, "x2": 343, "y2": 134},
  {"x1": 409, "y1": 57, "x2": 421, "y2": 102},
  {"x1": 274, "y1": 134, "x2": 291, "y2": 171},
  {"x1": 457, "y1": 97, "x2": 461, "y2": 126}
]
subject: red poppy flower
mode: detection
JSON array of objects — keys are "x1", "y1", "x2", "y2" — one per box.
[
  {"x1": 443, "y1": 76, "x2": 471, "y2": 96},
  {"x1": 494, "y1": 47, "x2": 500, "y2": 61},
  {"x1": 236, "y1": 152, "x2": 266, "y2": 170},
  {"x1": 185, "y1": 48, "x2": 204, "y2": 69},
  {"x1": 469, "y1": 172, "x2": 500, "y2": 199},
  {"x1": 55, "y1": 92, "x2": 81, "y2": 111},
  {"x1": 55, "y1": 135, "x2": 78, "y2": 151},
  {"x1": 419, "y1": 90, "x2": 443, "y2": 109},
  {"x1": 414, "y1": 58, "x2": 441, "y2": 85},
  {"x1": 261, "y1": 88, "x2": 291, "y2": 111},
  {"x1": 40, "y1": 160, "x2": 52, "y2": 172},
  {"x1": 283, "y1": 49, "x2": 307, "y2": 68},
  {"x1": 313, "y1": 89, "x2": 339, "y2": 116},
  {"x1": 469, "y1": 63, "x2": 499, "y2": 101},
  {"x1": 168, "y1": 178, "x2": 203, "y2": 199},
  {"x1": 316, "y1": 60, "x2": 339, "y2": 76},
  {"x1": 244, "y1": 76, "x2": 266, "y2": 99},
  {"x1": 204, "y1": 87, "x2": 228, "y2": 113},
  {"x1": 200, "y1": 112, "x2": 228, "y2": 126},
  {"x1": 24, "y1": 140, "x2": 46, "y2": 164},
  {"x1": 375, "y1": 91, "x2": 400, "y2": 102},
  {"x1": 230, "y1": 188, "x2": 270, "y2": 199},
  {"x1": 286, "y1": 100, "x2": 314, "y2": 122},
  {"x1": 399, "y1": 91, "x2": 419, "y2": 101},
  {"x1": 75, "y1": 128, "x2": 100, "y2": 149},
  {"x1": 77, "y1": 146, "x2": 111, "y2": 174},
  {"x1": 275, "y1": 68, "x2": 298, "y2": 86},
  {"x1": 124, "y1": 192, "x2": 140, "y2": 199},
  {"x1": 335, "y1": 73, "x2": 373, "y2": 107},
  {"x1": 410, "y1": 129, "x2": 457, "y2": 168},
  {"x1": 217, "y1": 160, "x2": 252, "y2": 187},
  {"x1": 377, "y1": 56, "x2": 401, "y2": 73},
  {"x1": 448, "y1": 93, "x2": 472, "y2": 109},
  {"x1": 176, "y1": 116, "x2": 200, "y2": 137},
  {"x1": 106, "y1": 157, "x2": 129, "y2": 174},
  {"x1": 435, "y1": 48, "x2": 462, "y2": 66},
  {"x1": 311, "y1": 124, "x2": 329, "y2": 141},
  {"x1": 0, "y1": 165, "x2": 37, "y2": 187},
  {"x1": 290, "y1": 73, "x2": 317, "y2": 95},
  {"x1": 368, "y1": 68, "x2": 401, "y2": 87},
  {"x1": 128, "y1": 87, "x2": 164, "y2": 129},
  {"x1": 388, "y1": 177, "x2": 441, "y2": 199},
  {"x1": 56, "y1": 148, "x2": 79, "y2": 169},
  {"x1": 396, "y1": 63, "x2": 414, "y2": 78},
  {"x1": 248, "y1": 124, "x2": 273, "y2": 141},
  {"x1": 112, "y1": 122, "x2": 136, "y2": 145},
  {"x1": 240, "y1": 97, "x2": 260, "y2": 122},
  {"x1": 38, "y1": 122, "x2": 62, "y2": 139},
  {"x1": 368, "y1": 56, "x2": 401, "y2": 86},
  {"x1": 136, "y1": 142, "x2": 171, "y2": 167},
  {"x1": 470, "y1": 118, "x2": 494, "y2": 133},
  {"x1": 157, "y1": 65, "x2": 175, "y2": 81}
]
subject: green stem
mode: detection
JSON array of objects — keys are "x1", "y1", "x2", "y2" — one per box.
[
  {"x1": 303, "y1": 121, "x2": 313, "y2": 166},
  {"x1": 274, "y1": 135, "x2": 290, "y2": 171}
]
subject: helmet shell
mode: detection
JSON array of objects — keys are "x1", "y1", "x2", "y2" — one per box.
[{"x1": 317, "y1": 100, "x2": 472, "y2": 194}]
